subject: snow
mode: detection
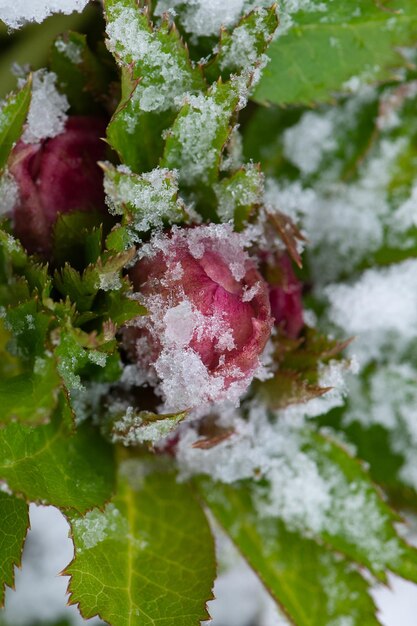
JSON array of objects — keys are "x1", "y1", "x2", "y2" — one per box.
[
  {"x1": 264, "y1": 135, "x2": 406, "y2": 283},
  {"x1": 111, "y1": 407, "x2": 185, "y2": 445},
  {"x1": 325, "y1": 259, "x2": 417, "y2": 366},
  {"x1": 282, "y1": 111, "x2": 337, "y2": 175},
  {"x1": 22, "y1": 70, "x2": 69, "y2": 144},
  {"x1": 0, "y1": 0, "x2": 89, "y2": 29}
]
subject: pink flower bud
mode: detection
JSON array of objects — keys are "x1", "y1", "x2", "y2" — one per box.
[
  {"x1": 124, "y1": 225, "x2": 273, "y2": 412},
  {"x1": 268, "y1": 254, "x2": 304, "y2": 338},
  {"x1": 9, "y1": 116, "x2": 107, "y2": 256}
]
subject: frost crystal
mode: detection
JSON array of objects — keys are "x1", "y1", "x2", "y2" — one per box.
[
  {"x1": 22, "y1": 70, "x2": 69, "y2": 144},
  {"x1": 0, "y1": 0, "x2": 89, "y2": 29},
  {"x1": 73, "y1": 504, "x2": 128, "y2": 552}
]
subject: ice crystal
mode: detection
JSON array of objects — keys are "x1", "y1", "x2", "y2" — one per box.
[{"x1": 22, "y1": 70, "x2": 69, "y2": 144}]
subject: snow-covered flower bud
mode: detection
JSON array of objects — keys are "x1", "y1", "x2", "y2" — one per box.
[
  {"x1": 268, "y1": 254, "x2": 304, "y2": 338},
  {"x1": 124, "y1": 224, "x2": 273, "y2": 412},
  {"x1": 8, "y1": 116, "x2": 107, "y2": 256}
]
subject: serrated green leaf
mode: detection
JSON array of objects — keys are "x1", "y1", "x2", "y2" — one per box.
[
  {"x1": 0, "y1": 396, "x2": 115, "y2": 513},
  {"x1": 254, "y1": 0, "x2": 417, "y2": 105},
  {"x1": 197, "y1": 478, "x2": 380, "y2": 626},
  {"x1": 54, "y1": 248, "x2": 135, "y2": 314},
  {"x1": 105, "y1": 0, "x2": 205, "y2": 172},
  {"x1": 0, "y1": 492, "x2": 29, "y2": 607},
  {"x1": 65, "y1": 457, "x2": 215, "y2": 625},
  {"x1": 0, "y1": 78, "x2": 31, "y2": 171},
  {"x1": 161, "y1": 80, "x2": 240, "y2": 192}
]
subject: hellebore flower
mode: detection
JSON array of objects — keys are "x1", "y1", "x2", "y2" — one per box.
[
  {"x1": 124, "y1": 224, "x2": 273, "y2": 412},
  {"x1": 8, "y1": 116, "x2": 107, "y2": 256},
  {"x1": 268, "y1": 254, "x2": 304, "y2": 338}
]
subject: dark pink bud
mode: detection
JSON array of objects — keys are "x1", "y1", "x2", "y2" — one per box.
[
  {"x1": 9, "y1": 116, "x2": 107, "y2": 256},
  {"x1": 124, "y1": 225, "x2": 273, "y2": 412},
  {"x1": 268, "y1": 254, "x2": 304, "y2": 338}
]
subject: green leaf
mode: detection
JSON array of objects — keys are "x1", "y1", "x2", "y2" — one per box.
[
  {"x1": 161, "y1": 80, "x2": 240, "y2": 190},
  {"x1": 0, "y1": 77, "x2": 31, "y2": 171},
  {"x1": 105, "y1": 0, "x2": 205, "y2": 172},
  {"x1": 65, "y1": 457, "x2": 215, "y2": 625},
  {"x1": 197, "y1": 478, "x2": 380, "y2": 626},
  {"x1": 0, "y1": 355, "x2": 61, "y2": 425},
  {"x1": 254, "y1": 0, "x2": 417, "y2": 106},
  {"x1": 0, "y1": 492, "x2": 29, "y2": 607},
  {"x1": 0, "y1": 396, "x2": 115, "y2": 513}
]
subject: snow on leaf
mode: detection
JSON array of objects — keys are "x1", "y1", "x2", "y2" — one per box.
[
  {"x1": 104, "y1": 163, "x2": 186, "y2": 240},
  {"x1": 105, "y1": 0, "x2": 205, "y2": 172},
  {"x1": 65, "y1": 458, "x2": 216, "y2": 626},
  {"x1": 0, "y1": 492, "x2": 29, "y2": 607},
  {"x1": 162, "y1": 80, "x2": 240, "y2": 188},
  {"x1": 197, "y1": 478, "x2": 380, "y2": 626}
]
